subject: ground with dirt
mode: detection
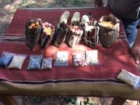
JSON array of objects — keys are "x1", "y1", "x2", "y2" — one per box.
[{"x1": 0, "y1": 0, "x2": 139, "y2": 105}]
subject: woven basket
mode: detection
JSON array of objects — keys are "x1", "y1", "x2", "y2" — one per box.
[{"x1": 98, "y1": 15, "x2": 120, "y2": 48}]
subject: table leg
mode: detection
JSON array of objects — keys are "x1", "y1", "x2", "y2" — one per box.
[
  {"x1": 0, "y1": 96, "x2": 19, "y2": 105},
  {"x1": 111, "y1": 98, "x2": 126, "y2": 105}
]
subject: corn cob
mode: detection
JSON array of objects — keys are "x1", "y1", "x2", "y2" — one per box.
[
  {"x1": 59, "y1": 11, "x2": 70, "y2": 24},
  {"x1": 71, "y1": 12, "x2": 80, "y2": 24}
]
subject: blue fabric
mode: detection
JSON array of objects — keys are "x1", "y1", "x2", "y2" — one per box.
[
  {"x1": 137, "y1": 79, "x2": 140, "y2": 90},
  {"x1": 28, "y1": 55, "x2": 43, "y2": 70},
  {"x1": 121, "y1": 18, "x2": 140, "y2": 47},
  {"x1": 0, "y1": 52, "x2": 14, "y2": 67}
]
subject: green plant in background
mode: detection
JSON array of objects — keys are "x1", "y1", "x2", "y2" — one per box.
[
  {"x1": 54, "y1": 0, "x2": 86, "y2": 7},
  {"x1": 1, "y1": 0, "x2": 94, "y2": 9},
  {"x1": 70, "y1": 0, "x2": 85, "y2": 7},
  {"x1": 64, "y1": 97, "x2": 95, "y2": 105},
  {"x1": 1, "y1": 0, "x2": 11, "y2": 5},
  {"x1": 54, "y1": 0, "x2": 69, "y2": 7}
]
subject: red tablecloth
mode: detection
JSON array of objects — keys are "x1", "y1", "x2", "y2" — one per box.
[{"x1": 1, "y1": 7, "x2": 139, "y2": 83}]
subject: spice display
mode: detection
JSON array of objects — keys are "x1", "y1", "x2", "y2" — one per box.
[
  {"x1": 8, "y1": 54, "x2": 27, "y2": 69},
  {"x1": 41, "y1": 58, "x2": 53, "y2": 70},
  {"x1": 54, "y1": 51, "x2": 69, "y2": 66},
  {"x1": 117, "y1": 69, "x2": 140, "y2": 89},
  {"x1": 72, "y1": 52, "x2": 87, "y2": 67},
  {"x1": 86, "y1": 50, "x2": 99, "y2": 65},
  {"x1": 5, "y1": 11, "x2": 124, "y2": 71},
  {"x1": 0, "y1": 51, "x2": 15, "y2": 67},
  {"x1": 28, "y1": 55, "x2": 43, "y2": 70}
]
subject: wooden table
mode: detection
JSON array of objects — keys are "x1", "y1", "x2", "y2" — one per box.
[{"x1": 0, "y1": 7, "x2": 140, "y2": 105}]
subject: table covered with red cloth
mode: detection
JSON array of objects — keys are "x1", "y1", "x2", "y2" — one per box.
[{"x1": 0, "y1": 7, "x2": 140, "y2": 100}]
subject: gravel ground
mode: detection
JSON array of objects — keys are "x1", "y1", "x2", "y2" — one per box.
[{"x1": 0, "y1": 0, "x2": 139, "y2": 105}]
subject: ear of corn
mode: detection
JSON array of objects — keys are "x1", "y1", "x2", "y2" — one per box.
[
  {"x1": 71, "y1": 12, "x2": 80, "y2": 23},
  {"x1": 59, "y1": 11, "x2": 70, "y2": 24}
]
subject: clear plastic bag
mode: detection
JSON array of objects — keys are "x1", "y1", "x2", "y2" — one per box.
[
  {"x1": 86, "y1": 50, "x2": 99, "y2": 65},
  {"x1": 54, "y1": 51, "x2": 69, "y2": 66},
  {"x1": 28, "y1": 55, "x2": 43, "y2": 70},
  {"x1": 41, "y1": 58, "x2": 53, "y2": 70},
  {"x1": 8, "y1": 54, "x2": 27, "y2": 70},
  {"x1": 117, "y1": 69, "x2": 140, "y2": 89},
  {"x1": 72, "y1": 52, "x2": 87, "y2": 67}
]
